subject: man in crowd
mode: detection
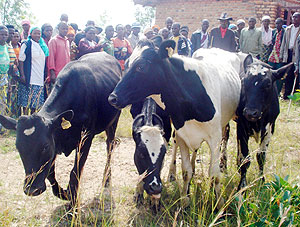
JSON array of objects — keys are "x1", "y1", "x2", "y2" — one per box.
[
  {"x1": 21, "y1": 20, "x2": 30, "y2": 41},
  {"x1": 112, "y1": 24, "x2": 132, "y2": 71},
  {"x1": 260, "y1": 16, "x2": 273, "y2": 62},
  {"x1": 48, "y1": 22, "x2": 70, "y2": 86},
  {"x1": 191, "y1": 19, "x2": 210, "y2": 54},
  {"x1": 128, "y1": 22, "x2": 141, "y2": 50},
  {"x1": 100, "y1": 25, "x2": 115, "y2": 56},
  {"x1": 165, "y1": 17, "x2": 174, "y2": 39},
  {"x1": 235, "y1": 19, "x2": 246, "y2": 50},
  {"x1": 180, "y1": 26, "x2": 192, "y2": 56},
  {"x1": 209, "y1": 13, "x2": 236, "y2": 52},
  {"x1": 281, "y1": 12, "x2": 300, "y2": 99},
  {"x1": 171, "y1": 22, "x2": 189, "y2": 56},
  {"x1": 239, "y1": 17, "x2": 262, "y2": 58}
]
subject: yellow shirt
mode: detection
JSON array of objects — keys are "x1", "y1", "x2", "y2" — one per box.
[{"x1": 172, "y1": 36, "x2": 179, "y2": 54}]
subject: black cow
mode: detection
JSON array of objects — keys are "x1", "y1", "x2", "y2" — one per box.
[
  {"x1": 0, "y1": 52, "x2": 121, "y2": 204},
  {"x1": 132, "y1": 98, "x2": 166, "y2": 211},
  {"x1": 236, "y1": 55, "x2": 291, "y2": 189}
]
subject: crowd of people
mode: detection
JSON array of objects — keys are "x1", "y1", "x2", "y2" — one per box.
[{"x1": 0, "y1": 12, "x2": 299, "y2": 133}]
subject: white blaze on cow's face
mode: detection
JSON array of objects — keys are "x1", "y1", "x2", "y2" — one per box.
[
  {"x1": 23, "y1": 126, "x2": 35, "y2": 136},
  {"x1": 140, "y1": 125, "x2": 165, "y2": 164},
  {"x1": 249, "y1": 64, "x2": 269, "y2": 76}
]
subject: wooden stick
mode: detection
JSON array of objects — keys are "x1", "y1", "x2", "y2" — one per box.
[{"x1": 287, "y1": 74, "x2": 298, "y2": 116}]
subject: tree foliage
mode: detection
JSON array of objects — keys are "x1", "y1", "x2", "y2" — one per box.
[
  {"x1": 96, "y1": 10, "x2": 112, "y2": 29},
  {"x1": 134, "y1": 5, "x2": 156, "y2": 29},
  {"x1": 0, "y1": 0, "x2": 34, "y2": 29}
]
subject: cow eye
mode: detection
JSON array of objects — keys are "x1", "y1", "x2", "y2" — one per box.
[{"x1": 136, "y1": 65, "x2": 143, "y2": 72}]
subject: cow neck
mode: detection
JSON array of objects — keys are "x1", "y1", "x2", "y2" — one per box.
[{"x1": 159, "y1": 57, "x2": 215, "y2": 130}]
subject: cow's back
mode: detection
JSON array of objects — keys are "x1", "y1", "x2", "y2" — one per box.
[{"x1": 40, "y1": 52, "x2": 121, "y2": 153}]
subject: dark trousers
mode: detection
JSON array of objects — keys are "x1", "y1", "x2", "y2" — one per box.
[{"x1": 284, "y1": 50, "x2": 299, "y2": 99}]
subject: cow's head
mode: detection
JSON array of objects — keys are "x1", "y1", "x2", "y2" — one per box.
[
  {"x1": 242, "y1": 55, "x2": 291, "y2": 121},
  {"x1": 109, "y1": 40, "x2": 176, "y2": 108},
  {"x1": 0, "y1": 110, "x2": 73, "y2": 196},
  {"x1": 132, "y1": 99, "x2": 166, "y2": 198}
]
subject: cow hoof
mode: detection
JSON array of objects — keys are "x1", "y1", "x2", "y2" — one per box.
[
  {"x1": 134, "y1": 194, "x2": 144, "y2": 207},
  {"x1": 181, "y1": 196, "x2": 190, "y2": 208},
  {"x1": 168, "y1": 174, "x2": 176, "y2": 182}
]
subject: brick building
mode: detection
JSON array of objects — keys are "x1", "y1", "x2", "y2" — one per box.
[{"x1": 134, "y1": 0, "x2": 300, "y2": 34}]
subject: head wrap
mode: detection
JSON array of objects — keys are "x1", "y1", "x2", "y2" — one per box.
[
  {"x1": 152, "y1": 25, "x2": 160, "y2": 30},
  {"x1": 262, "y1": 15, "x2": 271, "y2": 22},
  {"x1": 144, "y1": 27, "x2": 153, "y2": 35},
  {"x1": 237, "y1": 19, "x2": 245, "y2": 25},
  {"x1": 67, "y1": 26, "x2": 75, "y2": 36},
  {"x1": 21, "y1": 20, "x2": 31, "y2": 26},
  {"x1": 28, "y1": 27, "x2": 49, "y2": 57}
]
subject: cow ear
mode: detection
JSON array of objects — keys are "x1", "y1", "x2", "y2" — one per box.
[
  {"x1": 0, "y1": 115, "x2": 17, "y2": 130},
  {"x1": 132, "y1": 114, "x2": 144, "y2": 132},
  {"x1": 51, "y1": 110, "x2": 74, "y2": 130},
  {"x1": 158, "y1": 40, "x2": 176, "y2": 59},
  {"x1": 271, "y1": 62, "x2": 293, "y2": 81},
  {"x1": 243, "y1": 54, "x2": 253, "y2": 74}
]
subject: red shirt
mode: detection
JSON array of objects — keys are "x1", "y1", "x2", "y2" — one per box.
[{"x1": 220, "y1": 27, "x2": 227, "y2": 39}]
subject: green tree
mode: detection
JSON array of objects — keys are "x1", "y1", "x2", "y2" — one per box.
[
  {"x1": 0, "y1": 0, "x2": 34, "y2": 29},
  {"x1": 134, "y1": 5, "x2": 156, "y2": 29},
  {"x1": 96, "y1": 10, "x2": 112, "y2": 29}
]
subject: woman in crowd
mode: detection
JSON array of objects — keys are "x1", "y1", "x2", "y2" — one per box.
[
  {"x1": 18, "y1": 27, "x2": 49, "y2": 114},
  {"x1": 77, "y1": 26, "x2": 103, "y2": 58},
  {"x1": 67, "y1": 26, "x2": 78, "y2": 61},
  {"x1": 260, "y1": 16, "x2": 273, "y2": 63}
]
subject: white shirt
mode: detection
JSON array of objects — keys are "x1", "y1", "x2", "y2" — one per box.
[
  {"x1": 200, "y1": 31, "x2": 209, "y2": 48},
  {"x1": 19, "y1": 40, "x2": 45, "y2": 86},
  {"x1": 289, "y1": 25, "x2": 300, "y2": 49}
]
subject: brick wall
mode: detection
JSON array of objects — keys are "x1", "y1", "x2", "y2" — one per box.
[{"x1": 148, "y1": 0, "x2": 297, "y2": 37}]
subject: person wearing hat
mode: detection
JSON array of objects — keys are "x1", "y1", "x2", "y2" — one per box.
[
  {"x1": 170, "y1": 22, "x2": 189, "y2": 56},
  {"x1": 191, "y1": 19, "x2": 210, "y2": 54},
  {"x1": 144, "y1": 27, "x2": 154, "y2": 39},
  {"x1": 21, "y1": 20, "x2": 30, "y2": 41},
  {"x1": 209, "y1": 13, "x2": 236, "y2": 52},
  {"x1": 260, "y1": 16, "x2": 273, "y2": 62},
  {"x1": 180, "y1": 26, "x2": 192, "y2": 56},
  {"x1": 239, "y1": 17, "x2": 262, "y2": 59},
  {"x1": 152, "y1": 25, "x2": 160, "y2": 35},
  {"x1": 235, "y1": 19, "x2": 245, "y2": 50},
  {"x1": 128, "y1": 22, "x2": 141, "y2": 50}
]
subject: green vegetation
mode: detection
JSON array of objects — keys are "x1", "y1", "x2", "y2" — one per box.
[{"x1": 0, "y1": 100, "x2": 299, "y2": 226}]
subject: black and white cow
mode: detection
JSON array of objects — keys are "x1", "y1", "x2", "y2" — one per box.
[
  {"x1": 236, "y1": 55, "x2": 292, "y2": 189},
  {"x1": 0, "y1": 52, "x2": 121, "y2": 204},
  {"x1": 109, "y1": 40, "x2": 241, "y2": 207},
  {"x1": 132, "y1": 98, "x2": 166, "y2": 210}
]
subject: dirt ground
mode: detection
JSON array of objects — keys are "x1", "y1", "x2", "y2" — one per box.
[{"x1": 0, "y1": 135, "x2": 181, "y2": 226}]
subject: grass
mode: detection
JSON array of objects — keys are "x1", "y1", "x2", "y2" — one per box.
[{"x1": 0, "y1": 100, "x2": 299, "y2": 226}]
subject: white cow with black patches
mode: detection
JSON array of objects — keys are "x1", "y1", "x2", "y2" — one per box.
[{"x1": 109, "y1": 40, "x2": 242, "y2": 209}]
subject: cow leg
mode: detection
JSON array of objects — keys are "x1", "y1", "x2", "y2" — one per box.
[
  {"x1": 207, "y1": 133, "x2": 224, "y2": 209},
  {"x1": 191, "y1": 149, "x2": 198, "y2": 174},
  {"x1": 134, "y1": 181, "x2": 144, "y2": 207},
  {"x1": 220, "y1": 124, "x2": 230, "y2": 173},
  {"x1": 168, "y1": 136, "x2": 177, "y2": 182},
  {"x1": 178, "y1": 137, "x2": 193, "y2": 208},
  {"x1": 237, "y1": 121, "x2": 250, "y2": 190},
  {"x1": 67, "y1": 135, "x2": 93, "y2": 205},
  {"x1": 103, "y1": 115, "x2": 119, "y2": 188},
  {"x1": 257, "y1": 124, "x2": 271, "y2": 182},
  {"x1": 47, "y1": 159, "x2": 69, "y2": 200}
]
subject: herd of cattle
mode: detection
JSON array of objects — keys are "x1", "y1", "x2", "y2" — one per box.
[{"x1": 0, "y1": 37, "x2": 292, "y2": 211}]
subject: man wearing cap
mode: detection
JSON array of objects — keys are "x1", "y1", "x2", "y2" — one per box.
[
  {"x1": 171, "y1": 22, "x2": 189, "y2": 56},
  {"x1": 239, "y1": 17, "x2": 262, "y2": 59},
  {"x1": 128, "y1": 22, "x2": 141, "y2": 50},
  {"x1": 235, "y1": 19, "x2": 245, "y2": 50},
  {"x1": 191, "y1": 19, "x2": 210, "y2": 54},
  {"x1": 280, "y1": 12, "x2": 300, "y2": 99},
  {"x1": 209, "y1": 13, "x2": 236, "y2": 52},
  {"x1": 260, "y1": 16, "x2": 273, "y2": 62},
  {"x1": 21, "y1": 20, "x2": 30, "y2": 41},
  {"x1": 180, "y1": 26, "x2": 192, "y2": 56},
  {"x1": 144, "y1": 28, "x2": 154, "y2": 39}
]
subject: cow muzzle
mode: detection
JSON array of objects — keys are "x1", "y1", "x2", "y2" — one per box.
[
  {"x1": 23, "y1": 175, "x2": 46, "y2": 196},
  {"x1": 243, "y1": 108, "x2": 261, "y2": 122}
]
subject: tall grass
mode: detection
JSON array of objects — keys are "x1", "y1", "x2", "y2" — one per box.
[{"x1": 0, "y1": 100, "x2": 299, "y2": 226}]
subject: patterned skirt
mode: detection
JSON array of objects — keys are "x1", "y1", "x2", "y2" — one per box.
[
  {"x1": 261, "y1": 44, "x2": 273, "y2": 63},
  {"x1": 17, "y1": 84, "x2": 44, "y2": 109},
  {"x1": 0, "y1": 85, "x2": 8, "y2": 116}
]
